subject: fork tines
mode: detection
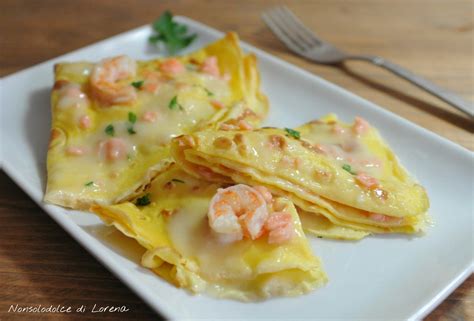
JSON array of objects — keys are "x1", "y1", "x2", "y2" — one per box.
[{"x1": 262, "y1": 6, "x2": 322, "y2": 53}]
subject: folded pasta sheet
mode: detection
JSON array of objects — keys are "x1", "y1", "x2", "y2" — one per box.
[
  {"x1": 92, "y1": 165, "x2": 327, "y2": 301},
  {"x1": 45, "y1": 32, "x2": 268, "y2": 209},
  {"x1": 171, "y1": 114, "x2": 430, "y2": 237}
]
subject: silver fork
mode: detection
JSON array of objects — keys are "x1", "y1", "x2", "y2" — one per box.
[{"x1": 262, "y1": 6, "x2": 473, "y2": 118}]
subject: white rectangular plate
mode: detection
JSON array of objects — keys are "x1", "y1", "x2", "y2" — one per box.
[{"x1": 1, "y1": 17, "x2": 472, "y2": 320}]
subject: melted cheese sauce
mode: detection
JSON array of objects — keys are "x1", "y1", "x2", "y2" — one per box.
[
  {"x1": 142, "y1": 171, "x2": 302, "y2": 294},
  {"x1": 52, "y1": 64, "x2": 232, "y2": 198},
  {"x1": 57, "y1": 62, "x2": 93, "y2": 82},
  {"x1": 165, "y1": 195, "x2": 308, "y2": 298},
  {"x1": 134, "y1": 71, "x2": 229, "y2": 146},
  {"x1": 168, "y1": 202, "x2": 255, "y2": 281},
  {"x1": 302, "y1": 122, "x2": 383, "y2": 178}
]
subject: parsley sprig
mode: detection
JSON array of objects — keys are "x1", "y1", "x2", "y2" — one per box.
[
  {"x1": 284, "y1": 128, "x2": 301, "y2": 139},
  {"x1": 203, "y1": 87, "x2": 214, "y2": 97},
  {"x1": 342, "y1": 164, "x2": 357, "y2": 175},
  {"x1": 105, "y1": 124, "x2": 115, "y2": 136},
  {"x1": 135, "y1": 193, "x2": 151, "y2": 206},
  {"x1": 131, "y1": 80, "x2": 144, "y2": 89},
  {"x1": 169, "y1": 96, "x2": 184, "y2": 110},
  {"x1": 149, "y1": 11, "x2": 197, "y2": 55},
  {"x1": 127, "y1": 112, "x2": 137, "y2": 135}
]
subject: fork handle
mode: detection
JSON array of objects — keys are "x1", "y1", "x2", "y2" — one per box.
[{"x1": 356, "y1": 55, "x2": 474, "y2": 118}]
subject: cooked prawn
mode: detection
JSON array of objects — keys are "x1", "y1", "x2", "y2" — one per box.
[
  {"x1": 90, "y1": 55, "x2": 137, "y2": 105},
  {"x1": 254, "y1": 186, "x2": 273, "y2": 204},
  {"x1": 208, "y1": 185, "x2": 296, "y2": 245},
  {"x1": 355, "y1": 172, "x2": 379, "y2": 189},
  {"x1": 142, "y1": 71, "x2": 163, "y2": 94},
  {"x1": 160, "y1": 58, "x2": 185, "y2": 75},
  {"x1": 208, "y1": 184, "x2": 268, "y2": 241},
  {"x1": 66, "y1": 146, "x2": 87, "y2": 156},
  {"x1": 200, "y1": 56, "x2": 220, "y2": 77},
  {"x1": 98, "y1": 138, "x2": 128, "y2": 162},
  {"x1": 141, "y1": 111, "x2": 158, "y2": 123},
  {"x1": 265, "y1": 212, "x2": 295, "y2": 244},
  {"x1": 57, "y1": 83, "x2": 89, "y2": 109},
  {"x1": 352, "y1": 117, "x2": 370, "y2": 135},
  {"x1": 368, "y1": 212, "x2": 404, "y2": 225},
  {"x1": 79, "y1": 115, "x2": 91, "y2": 129}
]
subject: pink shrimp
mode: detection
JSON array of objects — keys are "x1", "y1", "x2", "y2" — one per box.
[
  {"x1": 208, "y1": 184, "x2": 268, "y2": 242},
  {"x1": 141, "y1": 111, "x2": 158, "y2": 123},
  {"x1": 355, "y1": 172, "x2": 379, "y2": 189},
  {"x1": 98, "y1": 138, "x2": 128, "y2": 162},
  {"x1": 265, "y1": 212, "x2": 295, "y2": 244},
  {"x1": 313, "y1": 143, "x2": 330, "y2": 154},
  {"x1": 237, "y1": 120, "x2": 253, "y2": 130},
  {"x1": 369, "y1": 213, "x2": 404, "y2": 225},
  {"x1": 79, "y1": 115, "x2": 91, "y2": 129},
  {"x1": 160, "y1": 58, "x2": 185, "y2": 75},
  {"x1": 219, "y1": 123, "x2": 237, "y2": 131},
  {"x1": 66, "y1": 146, "x2": 87, "y2": 156},
  {"x1": 332, "y1": 124, "x2": 345, "y2": 135},
  {"x1": 210, "y1": 100, "x2": 225, "y2": 110},
  {"x1": 140, "y1": 71, "x2": 164, "y2": 94},
  {"x1": 200, "y1": 56, "x2": 220, "y2": 77},
  {"x1": 254, "y1": 186, "x2": 273, "y2": 204},
  {"x1": 90, "y1": 55, "x2": 137, "y2": 105},
  {"x1": 57, "y1": 83, "x2": 89, "y2": 109},
  {"x1": 352, "y1": 117, "x2": 370, "y2": 135}
]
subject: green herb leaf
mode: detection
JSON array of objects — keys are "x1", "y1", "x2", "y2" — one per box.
[
  {"x1": 284, "y1": 128, "x2": 300, "y2": 139},
  {"x1": 203, "y1": 87, "x2": 214, "y2": 97},
  {"x1": 131, "y1": 81, "x2": 144, "y2": 89},
  {"x1": 169, "y1": 96, "x2": 178, "y2": 109},
  {"x1": 171, "y1": 178, "x2": 185, "y2": 184},
  {"x1": 84, "y1": 181, "x2": 94, "y2": 187},
  {"x1": 168, "y1": 95, "x2": 183, "y2": 110},
  {"x1": 185, "y1": 63, "x2": 198, "y2": 71},
  {"x1": 105, "y1": 124, "x2": 115, "y2": 136},
  {"x1": 128, "y1": 112, "x2": 137, "y2": 124},
  {"x1": 127, "y1": 126, "x2": 136, "y2": 135},
  {"x1": 342, "y1": 164, "x2": 357, "y2": 175},
  {"x1": 135, "y1": 193, "x2": 151, "y2": 206},
  {"x1": 149, "y1": 11, "x2": 197, "y2": 54}
]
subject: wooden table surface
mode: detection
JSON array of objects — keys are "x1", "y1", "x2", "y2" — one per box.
[{"x1": 1, "y1": 0, "x2": 472, "y2": 320}]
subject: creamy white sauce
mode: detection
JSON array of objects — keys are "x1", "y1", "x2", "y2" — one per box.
[
  {"x1": 56, "y1": 66, "x2": 231, "y2": 196},
  {"x1": 59, "y1": 62, "x2": 93, "y2": 78},
  {"x1": 167, "y1": 200, "x2": 255, "y2": 282},
  {"x1": 303, "y1": 123, "x2": 383, "y2": 177}
]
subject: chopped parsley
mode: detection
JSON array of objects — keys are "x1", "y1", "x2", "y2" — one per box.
[
  {"x1": 284, "y1": 128, "x2": 301, "y2": 139},
  {"x1": 105, "y1": 124, "x2": 115, "y2": 136},
  {"x1": 203, "y1": 87, "x2": 214, "y2": 97},
  {"x1": 131, "y1": 80, "x2": 144, "y2": 89},
  {"x1": 149, "y1": 11, "x2": 197, "y2": 54},
  {"x1": 128, "y1": 112, "x2": 137, "y2": 124},
  {"x1": 171, "y1": 178, "x2": 185, "y2": 184},
  {"x1": 127, "y1": 112, "x2": 137, "y2": 134},
  {"x1": 84, "y1": 181, "x2": 94, "y2": 187},
  {"x1": 135, "y1": 193, "x2": 151, "y2": 206},
  {"x1": 168, "y1": 95, "x2": 183, "y2": 110},
  {"x1": 342, "y1": 164, "x2": 357, "y2": 175},
  {"x1": 186, "y1": 63, "x2": 198, "y2": 71}
]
